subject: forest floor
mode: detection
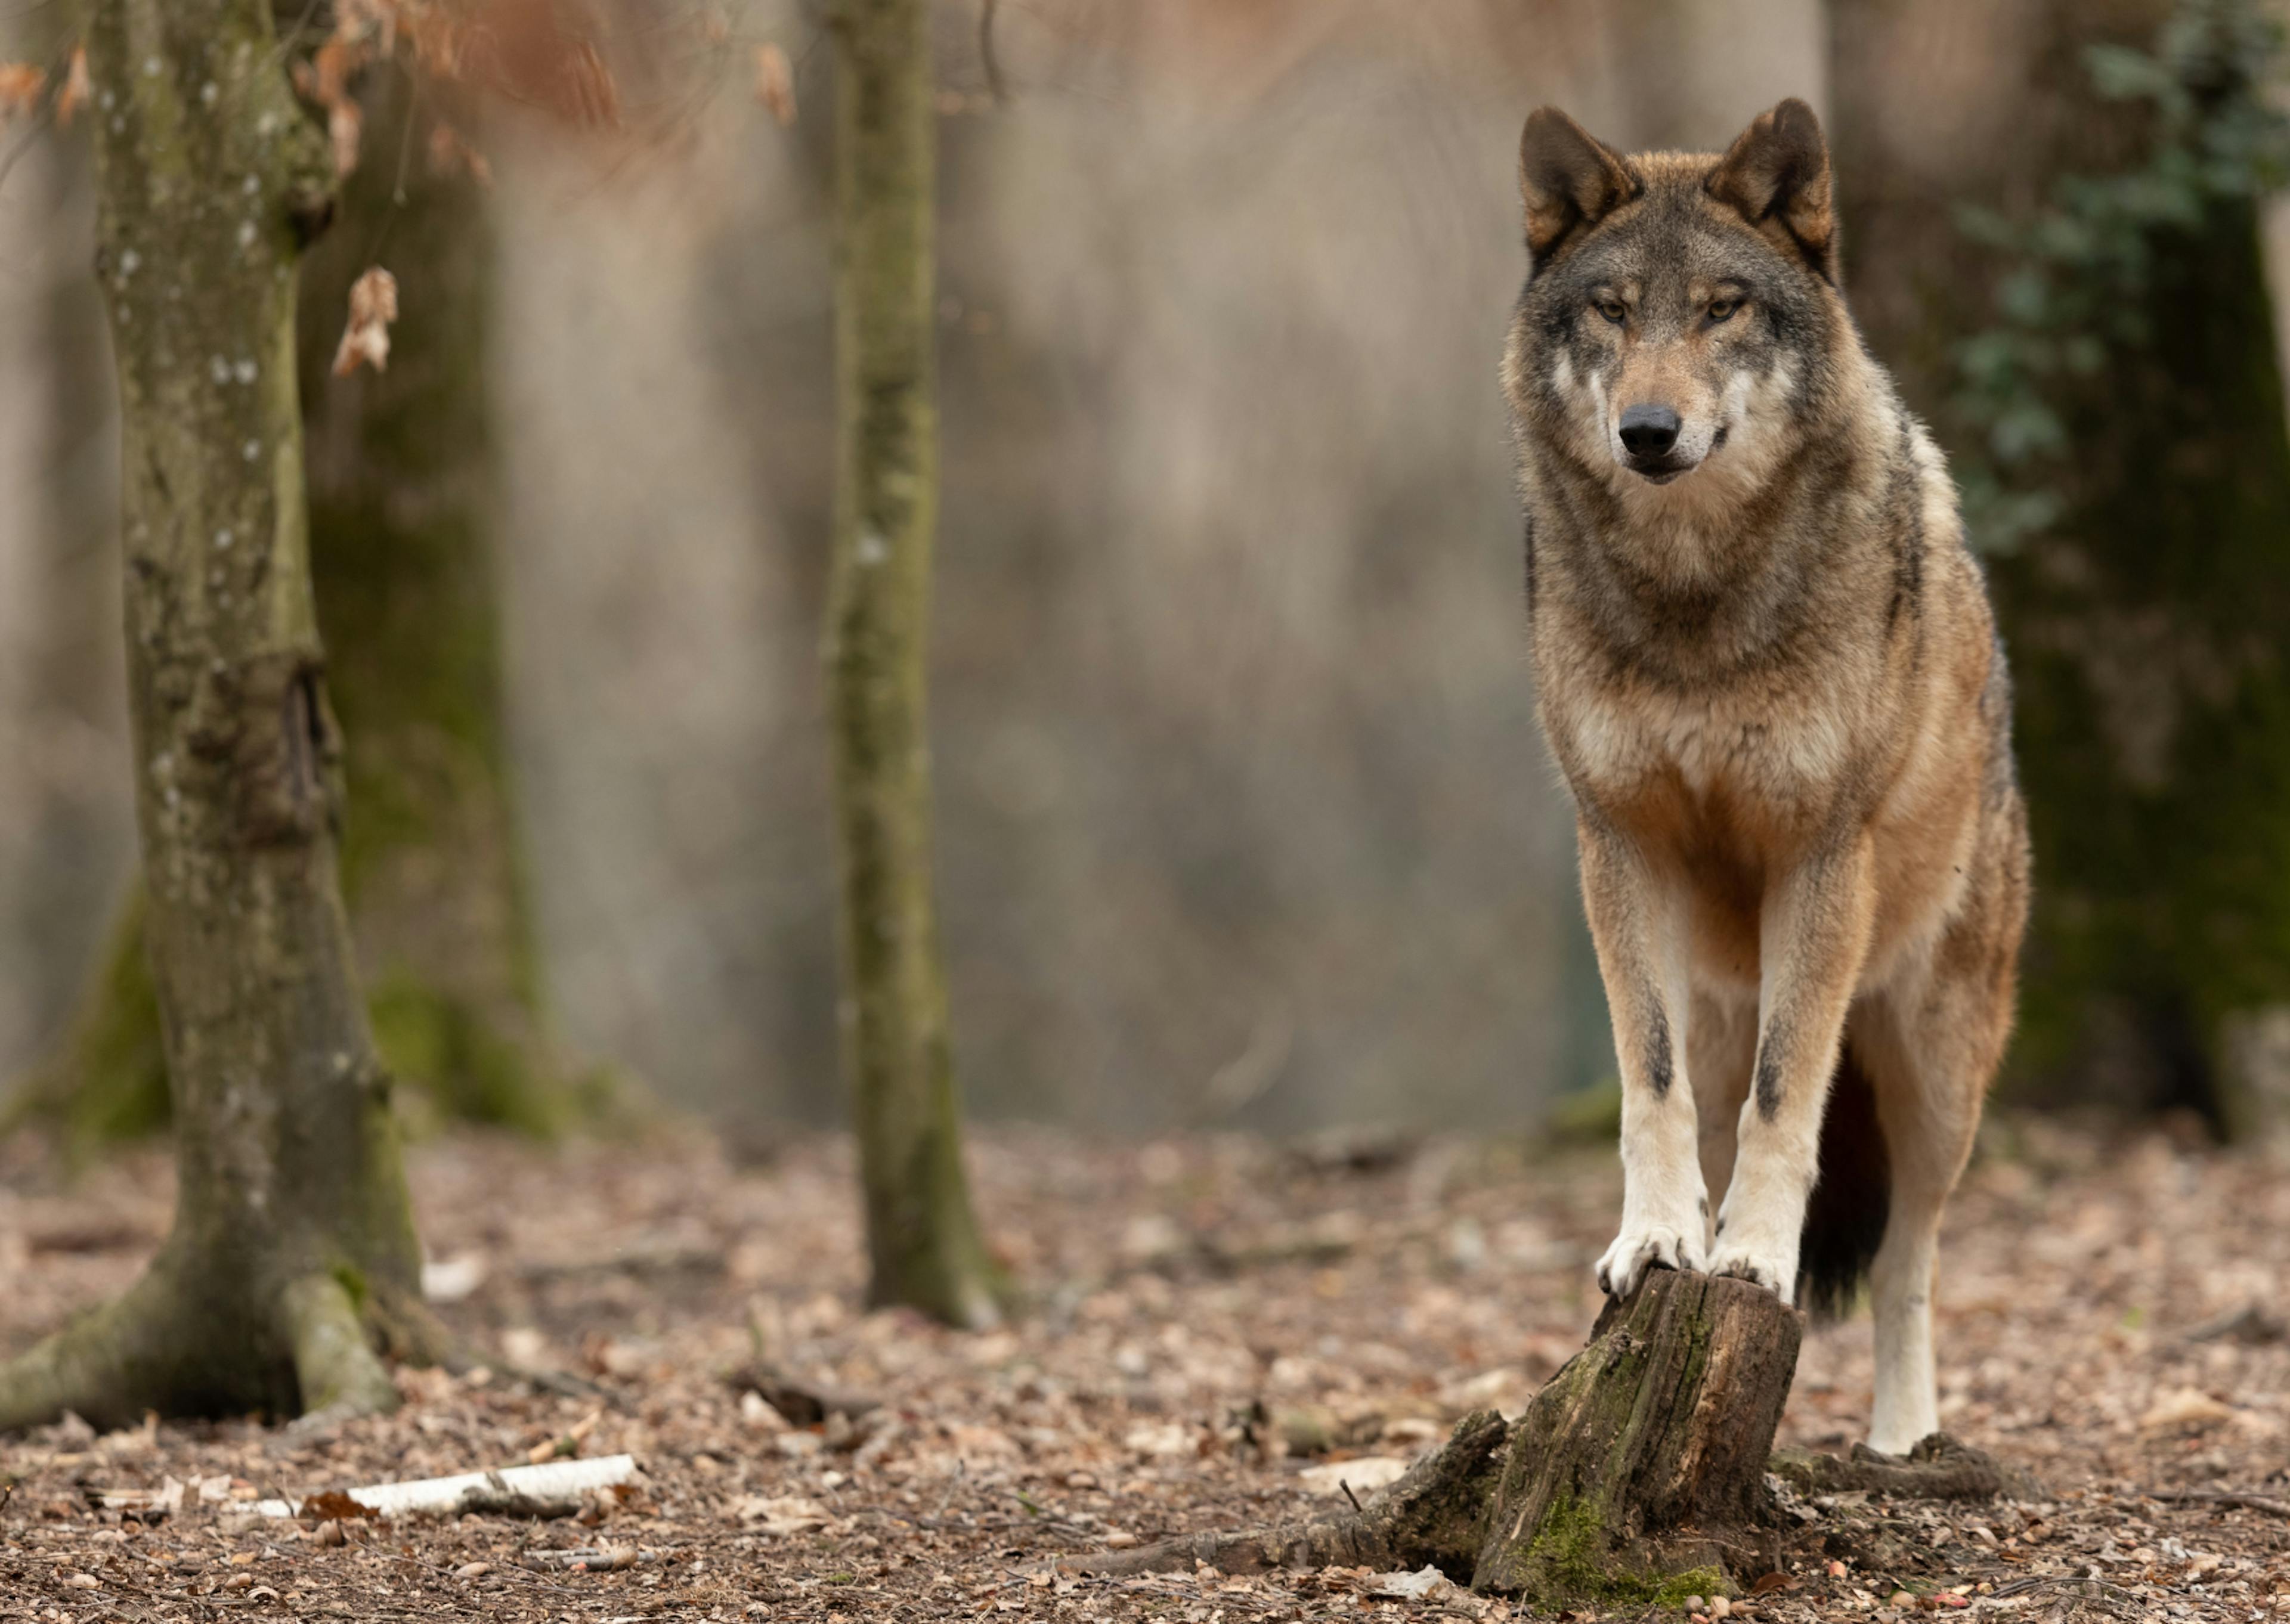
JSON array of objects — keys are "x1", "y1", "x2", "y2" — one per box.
[{"x1": 1, "y1": 1114, "x2": 2286, "y2": 1623}]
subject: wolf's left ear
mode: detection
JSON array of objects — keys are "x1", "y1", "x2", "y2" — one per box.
[{"x1": 1707, "y1": 98, "x2": 1836, "y2": 282}]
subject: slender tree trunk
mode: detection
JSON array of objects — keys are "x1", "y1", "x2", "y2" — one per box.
[
  {"x1": 0, "y1": 0, "x2": 437, "y2": 1431},
  {"x1": 9, "y1": 69, "x2": 589, "y2": 1146},
  {"x1": 825, "y1": 0, "x2": 1002, "y2": 1328}
]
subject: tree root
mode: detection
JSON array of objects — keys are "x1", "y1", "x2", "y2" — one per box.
[
  {"x1": 0, "y1": 1259, "x2": 436, "y2": 1436},
  {"x1": 282, "y1": 1274, "x2": 401, "y2": 1431},
  {"x1": 1770, "y1": 1436, "x2": 2043, "y2": 1502},
  {"x1": 1059, "y1": 1411, "x2": 1509, "y2": 1579},
  {"x1": 0, "y1": 1264, "x2": 194, "y2": 1435}
]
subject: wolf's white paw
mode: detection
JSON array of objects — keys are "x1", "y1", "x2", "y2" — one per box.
[
  {"x1": 1707, "y1": 1242, "x2": 1795, "y2": 1303},
  {"x1": 1595, "y1": 1224, "x2": 1703, "y2": 1298}
]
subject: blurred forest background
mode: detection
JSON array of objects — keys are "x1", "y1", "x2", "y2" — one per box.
[{"x1": 2, "y1": 0, "x2": 2288, "y2": 1151}]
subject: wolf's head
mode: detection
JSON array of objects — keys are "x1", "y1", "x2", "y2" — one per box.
[{"x1": 1505, "y1": 99, "x2": 1849, "y2": 515}]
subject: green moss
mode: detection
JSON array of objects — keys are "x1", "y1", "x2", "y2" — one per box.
[
  {"x1": 1511, "y1": 1492, "x2": 1729, "y2": 1608},
  {"x1": 366, "y1": 972, "x2": 565, "y2": 1138}
]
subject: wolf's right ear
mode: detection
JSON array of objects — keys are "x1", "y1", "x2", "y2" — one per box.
[{"x1": 1519, "y1": 108, "x2": 1636, "y2": 269}]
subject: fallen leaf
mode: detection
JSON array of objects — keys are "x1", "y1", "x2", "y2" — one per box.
[
  {"x1": 734, "y1": 1493, "x2": 831, "y2": 1535},
  {"x1": 332, "y1": 266, "x2": 398, "y2": 376},
  {"x1": 2140, "y1": 1387, "x2": 2233, "y2": 1431},
  {"x1": 1360, "y1": 1565, "x2": 1452, "y2": 1600},
  {"x1": 1296, "y1": 1456, "x2": 1410, "y2": 1498}
]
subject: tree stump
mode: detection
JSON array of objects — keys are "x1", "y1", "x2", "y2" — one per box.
[
  {"x1": 1472, "y1": 1271, "x2": 1798, "y2": 1600},
  {"x1": 1068, "y1": 1270, "x2": 2022, "y2": 1609}
]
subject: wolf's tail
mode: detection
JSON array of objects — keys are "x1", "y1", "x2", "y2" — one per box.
[{"x1": 1796, "y1": 1038, "x2": 1890, "y2": 1320}]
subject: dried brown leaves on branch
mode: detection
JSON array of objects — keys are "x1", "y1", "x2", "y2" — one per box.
[
  {"x1": 287, "y1": 0, "x2": 627, "y2": 186},
  {"x1": 0, "y1": 61, "x2": 45, "y2": 119},
  {"x1": 753, "y1": 42, "x2": 796, "y2": 126},
  {"x1": 332, "y1": 268, "x2": 400, "y2": 376}
]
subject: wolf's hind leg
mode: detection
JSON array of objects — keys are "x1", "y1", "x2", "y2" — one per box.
[{"x1": 1854, "y1": 931, "x2": 2012, "y2": 1455}]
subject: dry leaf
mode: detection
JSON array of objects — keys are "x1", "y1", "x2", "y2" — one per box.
[
  {"x1": 1360, "y1": 1566, "x2": 1453, "y2": 1601},
  {"x1": 54, "y1": 45, "x2": 89, "y2": 126},
  {"x1": 0, "y1": 61, "x2": 43, "y2": 117},
  {"x1": 734, "y1": 1493, "x2": 830, "y2": 1535},
  {"x1": 1295, "y1": 1456, "x2": 1410, "y2": 1498},
  {"x1": 331, "y1": 267, "x2": 399, "y2": 376},
  {"x1": 426, "y1": 120, "x2": 493, "y2": 187},
  {"x1": 2139, "y1": 1387, "x2": 2233, "y2": 1431},
  {"x1": 562, "y1": 40, "x2": 621, "y2": 127},
  {"x1": 753, "y1": 44, "x2": 796, "y2": 127},
  {"x1": 327, "y1": 99, "x2": 363, "y2": 177}
]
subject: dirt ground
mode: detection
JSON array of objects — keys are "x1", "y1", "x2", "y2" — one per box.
[{"x1": 1, "y1": 1114, "x2": 2285, "y2": 1622}]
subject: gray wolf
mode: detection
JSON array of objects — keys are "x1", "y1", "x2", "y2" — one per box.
[{"x1": 1502, "y1": 98, "x2": 2029, "y2": 1454}]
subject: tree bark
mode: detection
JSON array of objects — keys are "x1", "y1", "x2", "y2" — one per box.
[
  {"x1": 0, "y1": 0, "x2": 439, "y2": 1431},
  {"x1": 1067, "y1": 1272, "x2": 2020, "y2": 1605},
  {"x1": 8, "y1": 67, "x2": 588, "y2": 1147},
  {"x1": 824, "y1": 0, "x2": 1003, "y2": 1328}
]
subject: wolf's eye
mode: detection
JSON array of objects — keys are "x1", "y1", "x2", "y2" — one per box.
[
  {"x1": 1706, "y1": 299, "x2": 1741, "y2": 323},
  {"x1": 1594, "y1": 299, "x2": 1627, "y2": 325}
]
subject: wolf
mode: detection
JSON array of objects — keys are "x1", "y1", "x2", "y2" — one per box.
[{"x1": 1502, "y1": 98, "x2": 2029, "y2": 1455}]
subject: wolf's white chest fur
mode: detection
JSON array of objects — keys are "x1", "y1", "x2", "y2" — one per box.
[{"x1": 1564, "y1": 679, "x2": 1848, "y2": 814}]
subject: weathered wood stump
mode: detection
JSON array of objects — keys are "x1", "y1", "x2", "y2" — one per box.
[
  {"x1": 1066, "y1": 1270, "x2": 2023, "y2": 1608},
  {"x1": 1472, "y1": 1272, "x2": 1797, "y2": 1598}
]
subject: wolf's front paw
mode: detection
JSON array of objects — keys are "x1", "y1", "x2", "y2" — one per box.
[
  {"x1": 1595, "y1": 1224, "x2": 1703, "y2": 1298},
  {"x1": 1707, "y1": 1242, "x2": 1795, "y2": 1303}
]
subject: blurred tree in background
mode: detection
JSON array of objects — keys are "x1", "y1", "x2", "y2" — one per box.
[
  {"x1": 1836, "y1": 0, "x2": 2290, "y2": 1136},
  {"x1": 825, "y1": 0, "x2": 1004, "y2": 1327},
  {"x1": 5, "y1": 22, "x2": 602, "y2": 1149},
  {"x1": 0, "y1": 0, "x2": 435, "y2": 1430}
]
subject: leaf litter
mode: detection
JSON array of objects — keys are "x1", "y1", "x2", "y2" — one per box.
[{"x1": 1, "y1": 1115, "x2": 2286, "y2": 1619}]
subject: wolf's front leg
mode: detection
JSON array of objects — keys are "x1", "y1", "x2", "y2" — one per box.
[
  {"x1": 1577, "y1": 817, "x2": 1706, "y2": 1298},
  {"x1": 1712, "y1": 836, "x2": 1878, "y2": 1302}
]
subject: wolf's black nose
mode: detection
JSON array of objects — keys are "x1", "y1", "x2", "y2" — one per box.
[{"x1": 1619, "y1": 404, "x2": 1682, "y2": 457}]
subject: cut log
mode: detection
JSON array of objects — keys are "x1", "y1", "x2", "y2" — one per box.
[{"x1": 1064, "y1": 1270, "x2": 2030, "y2": 1607}]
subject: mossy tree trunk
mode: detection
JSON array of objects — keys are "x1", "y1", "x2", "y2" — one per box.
[
  {"x1": 824, "y1": 0, "x2": 1002, "y2": 1328},
  {"x1": 9, "y1": 64, "x2": 584, "y2": 1148},
  {"x1": 0, "y1": 0, "x2": 437, "y2": 1431},
  {"x1": 1832, "y1": 0, "x2": 2290, "y2": 1135},
  {"x1": 297, "y1": 67, "x2": 580, "y2": 1135}
]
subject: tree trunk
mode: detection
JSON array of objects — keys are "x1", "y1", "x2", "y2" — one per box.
[
  {"x1": 1068, "y1": 1272, "x2": 2021, "y2": 1605},
  {"x1": 0, "y1": 0, "x2": 437, "y2": 1431},
  {"x1": 7, "y1": 67, "x2": 589, "y2": 1148},
  {"x1": 825, "y1": 0, "x2": 1002, "y2": 1328}
]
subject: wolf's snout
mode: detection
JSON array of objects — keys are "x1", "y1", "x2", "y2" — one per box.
[{"x1": 1617, "y1": 404, "x2": 1682, "y2": 458}]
